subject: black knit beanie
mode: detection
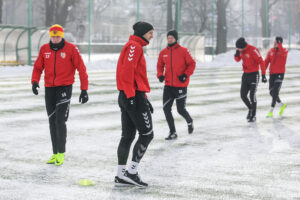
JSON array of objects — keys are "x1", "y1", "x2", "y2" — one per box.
[
  {"x1": 235, "y1": 37, "x2": 247, "y2": 49},
  {"x1": 276, "y1": 36, "x2": 283, "y2": 43},
  {"x1": 133, "y1": 21, "x2": 154, "y2": 38},
  {"x1": 167, "y1": 30, "x2": 178, "y2": 41}
]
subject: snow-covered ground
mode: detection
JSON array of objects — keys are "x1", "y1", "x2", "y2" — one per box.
[{"x1": 0, "y1": 52, "x2": 300, "y2": 200}]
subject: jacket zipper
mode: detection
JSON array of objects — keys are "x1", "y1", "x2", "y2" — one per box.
[
  {"x1": 53, "y1": 51, "x2": 57, "y2": 86},
  {"x1": 170, "y1": 48, "x2": 173, "y2": 86}
]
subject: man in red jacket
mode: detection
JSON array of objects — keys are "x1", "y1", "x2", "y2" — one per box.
[
  {"x1": 115, "y1": 21, "x2": 154, "y2": 187},
  {"x1": 234, "y1": 37, "x2": 265, "y2": 122},
  {"x1": 263, "y1": 36, "x2": 288, "y2": 117},
  {"x1": 31, "y1": 24, "x2": 89, "y2": 166},
  {"x1": 157, "y1": 30, "x2": 196, "y2": 140}
]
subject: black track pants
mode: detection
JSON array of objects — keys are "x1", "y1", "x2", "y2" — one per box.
[
  {"x1": 45, "y1": 85, "x2": 72, "y2": 154},
  {"x1": 163, "y1": 86, "x2": 193, "y2": 133},
  {"x1": 269, "y1": 73, "x2": 284, "y2": 107},
  {"x1": 117, "y1": 91, "x2": 154, "y2": 165},
  {"x1": 240, "y1": 72, "x2": 259, "y2": 117}
]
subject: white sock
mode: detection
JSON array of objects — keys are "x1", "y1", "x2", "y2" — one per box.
[
  {"x1": 117, "y1": 165, "x2": 126, "y2": 177},
  {"x1": 279, "y1": 102, "x2": 284, "y2": 107},
  {"x1": 269, "y1": 107, "x2": 274, "y2": 112},
  {"x1": 128, "y1": 161, "x2": 139, "y2": 175}
]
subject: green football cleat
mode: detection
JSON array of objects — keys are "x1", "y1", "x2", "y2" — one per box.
[
  {"x1": 46, "y1": 154, "x2": 57, "y2": 164},
  {"x1": 55, "y1": 153, "x2": 64, "y2": 166},
  {"x1": 279, "y1": 104, "x2": 287, "y2": 116},
  {"x1": 266, "y1": 111, "x2": 273, "y2": 118}
]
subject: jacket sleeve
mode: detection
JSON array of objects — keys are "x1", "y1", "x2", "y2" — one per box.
[
  {"x1": 31, "y1": 47, "x2": 44, "y2": 84},
  {"x1": 156, "y1": 51, "x2": 165, "y2": 78},
  {"x1": 121, "y1": 44, "x2": 142, "y2": 98},
  {"x1": 184, "y1": 49, "x2": 196, "y2": 76},
  {"x1": 72, "y1": 46, "x2": 88, "y2": 90},
  {"x1": 252, "y1": 48, "x2": 265, "y2": 75},
  {"x1": 234, "y1": 54, "x2": 241, "y2": 62},
  {"x1": 264, "y1": 50, "x2": 271, "y2": 74}
]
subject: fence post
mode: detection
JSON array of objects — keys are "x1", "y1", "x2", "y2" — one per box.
[{"x1": 28, "y1": 0, "x2": 32, "y2": 65}]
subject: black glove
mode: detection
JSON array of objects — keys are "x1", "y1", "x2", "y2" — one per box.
[
  {"x1": 126, "y1": 97, "x2": 136, "y2": 111},
  {"x1": 32, "y1": 82, "x2": 39, "y2": 95},
  {"x1": 234, "y1": 50, "x2": 240, "y2": 57},
  {"x1": 79, "y1": 90, "x2": 89, "y2": 104},
  {"x1": 276, "y1": 36, "x2": 283, "y2": 44},
  {"x1": 147, "y1": 99, "x2": 154, "y2": 114},
  {"x1": 178, "y1": 74, "x2": 187, "y2": 83},
  {"x1": 262, "y1": 75, "x2": 267, "y2": 83},
  {"x1": 158, "y1": 75, "x2": 164, "y2": 83}
]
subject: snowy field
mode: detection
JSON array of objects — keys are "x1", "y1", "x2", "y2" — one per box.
[{"x1": 1, "y1": 53, "x2": 300, "y2": 200}]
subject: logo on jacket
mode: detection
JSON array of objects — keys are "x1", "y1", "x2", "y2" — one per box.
[
  {"x1": 128, "y1": 45, "x2": 136, "y2": 62},
  {"x1": 44, "y1": 52, "x2": 51, "y2": 59},
  {"x1": 245, "y1": 54, "x2": 250, "y2": 58},
  {"x1": 163, "y1": 54, "x2": 168, "y2": 57},
  {"x1": 60, "y1": 52, "x2": 66, "y2": 59}
]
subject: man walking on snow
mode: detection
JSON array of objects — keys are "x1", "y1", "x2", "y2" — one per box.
[
  {"x1": 234, "y1": 37, "x2": 265, "y2": 122},
  {"x1": 157, "y1": 30, "x2": 196, "y2": 140},
  {"x1": 31, "y1": 24, "x2": 89, "y2": 166},
  {"x1": 115, "y1": 21, "x2": 154, "y2": 187},
  {"x1": 263, "y1": 36, "x2": 288, "y2": 117}
]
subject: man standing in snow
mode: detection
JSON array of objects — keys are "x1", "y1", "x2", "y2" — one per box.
[
  {"x1": 31, "y1": 24, "x2": 89, "y2": 166},
  {"x1": 234, "y1": 37, "x2": 265, "y2": 122},
  {"x1": 115, "y1": 21, "x2": 154, "y2": 187},
  {"x1": 263, "y1": 36, "x2": 288, "y2": 117},
  {"x1": 157, "y1": 30, "x2": 196, "y2": 140}
]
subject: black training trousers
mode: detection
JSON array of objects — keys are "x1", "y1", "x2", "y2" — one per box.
[
  {"x1": 240, "y1": 72, "x2": 259, "y2": 117},
  {"x1": 45, "y1": 85, "x2": 72, "y2": 154},
  {"x1": 163, "y1": 86, "x2": 193, "y2": 133},
  {"x1": 117, "y1": 90, "x2": 154, "y2": 165},
  {"x1": 269, "y1": 73, "x2": 284, "y2": 107}
]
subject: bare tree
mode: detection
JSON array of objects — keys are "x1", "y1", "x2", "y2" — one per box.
[
  {"x1": 45, "y1": 0, "x2": 78, "y2": 27},
  {"x1": 167, "y1": 0, "x2": 173, "y2": 30},
  {"x1": 260, "y1": 0, "x2": 279, "y2": 37},
  {"x1": 0, "y1": 0, "x2": 3, "y2": 24},
  {"x1": 216, "y1": 0, "x2": 230, "y2": 54},
  {"x1": 94, "y1": 0, "x2": 111, "y2": 14},
  {"x1": 182, "y1": 0, "x2": 209, "y2": 33}
]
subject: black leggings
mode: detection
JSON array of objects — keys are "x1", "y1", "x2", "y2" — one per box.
[
  {"x1": 269, "y1": 74, "x2": 284, "y2": 107},
  {"x1": 117, "y1": 91, "x2": 153, "y2": 165},
  {"x1": 163, "y1": 86, "x2": 193, "y2": 133},
  {"x1": 240, "y1": 72, "x2": 259, "y2": 117},
  {"x1": 45, "y1": 85, "x2": 72, "y2": 154}
]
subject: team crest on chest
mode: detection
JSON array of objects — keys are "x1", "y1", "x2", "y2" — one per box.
[
  {"x1": 44, "y1": 52, "x2": 51, "y2": 59},
  {"x1": 245, "y1": 54, "x2": 250, "y2": 58},
  {"x1": 60, "y1": 52, "x2": 66, "y2": 59}
]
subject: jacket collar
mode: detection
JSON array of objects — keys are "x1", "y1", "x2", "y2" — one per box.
[
  {"x1": 167, "y1": 43, "x2": 180, "y2": 50},
  {"x1": 129, "y1": 35, "x2": 149, "y2": 47}
]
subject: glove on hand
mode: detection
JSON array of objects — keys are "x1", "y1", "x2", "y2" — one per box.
[
  {"x1": 262, "y1": 75, "x2": 267, "y2": 83},
  {"x1": 234, "y1": 50, "x2": 240, "y2": 57},
  {"x1": 178, "y1": 74, "x2": 187, "y2": 83},
  {"x1": 158, "y1": 75, "x2": 164, "y2": 83},
  {"x1": 147, "y1": 99, "x2": 154, "y2": 114},
  {"x1": 32, "y1": 82, "x2": 39, "y2": 95},
  {"x1": 79, "y1": 90, "x2": 89, "y2": 104}
]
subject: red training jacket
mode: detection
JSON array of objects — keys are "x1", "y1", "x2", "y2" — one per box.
[
  {"x1": 264, "y1": 43, "x2": 288, "y2": 75},
  {"x1": 31, "y1": 40, "x2": 88, "y2": 90},
  {"x1": 234, "y1": 44, "x2": 265, "y2": 74},
  {"x1": 157, "y1": 43, "x2": 196, "y2": 87},
  {"x1": 116, "y1": 35, "x2": 150, "y2": 98}
]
